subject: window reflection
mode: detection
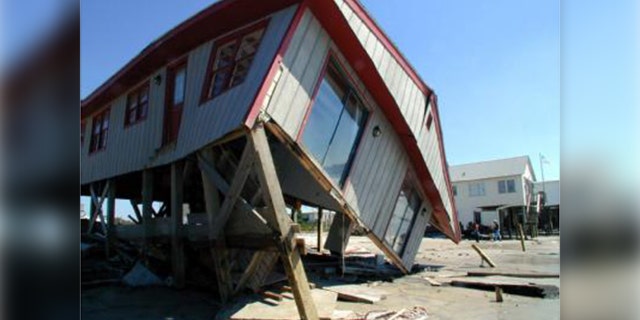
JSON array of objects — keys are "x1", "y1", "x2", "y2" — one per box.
[{"x1": 301, "y1": 62, "x2": 368, "y2": 186}]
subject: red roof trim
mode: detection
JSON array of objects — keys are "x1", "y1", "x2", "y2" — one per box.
[{"x1": 244, "y1": 1, "x2": 308, "y2": 127}]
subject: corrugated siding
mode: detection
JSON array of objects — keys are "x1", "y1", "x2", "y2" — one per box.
[
  {"x1": 264, "y1": 10, "x2": 426, "y2": 269},
  {"x1": 81, "y1": 6, "x2": 297, "y2": 184},
  {"x1": 333, "y1": 0, "x2": 454, "y2": 225}
]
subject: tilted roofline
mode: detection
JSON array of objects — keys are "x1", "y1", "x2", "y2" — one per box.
[{"x1": 81, "y1": 0, "x2": 460, "y2": 241}]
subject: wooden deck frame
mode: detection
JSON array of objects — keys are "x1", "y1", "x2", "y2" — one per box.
[{"x1": 195, "y1": 123, "x2": 319, "y2": 318}]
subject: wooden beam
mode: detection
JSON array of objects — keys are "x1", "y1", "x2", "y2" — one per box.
[
  {"x1": 517, "y1": 223, "x2": 526, "y2": 252},
  {"x1": 471, "y1": 244, "x2": 497, "y2": 268},
  {"x1": 142, "y1": 169, "x2": 154, "y2": 249},
  {"x1": 130, "y1": 199, "x2": 143, "y2": 223},
  {"x1": 106, "y1": 180, "x2": 116, "y2": 257},
  {"x1": 199, "y1": 143, "x2": 255, "y2": 240},
  {"x1": 200, "y1": 148, "x2": 233, "y2": 303},
  {"x1": 234, "y1": 250, "x2": 269, "y2": 294},
  {"x1": 171, "y1": 161, "x2": 185, "y2": 288},
  {"x1": 317, "y1": 208, "x2": 323, "y2": 251},
  {"x1": 249, "y1": 124, "x2": 318, "y2": 320},
  {"x1": 88, "y1": 181, "x2": 109, "y2": 234}
]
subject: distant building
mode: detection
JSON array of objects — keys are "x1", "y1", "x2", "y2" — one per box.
[{"x1": 449, "y1": 156, "x2": 536, "y2": 235}]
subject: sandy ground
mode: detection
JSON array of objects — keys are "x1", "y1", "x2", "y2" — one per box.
[
  {"x1": 81, "y1": 235, "x2": 560, "y2": 319},
  {"x1": 333, "y1": 235, "x2": 560, "y2": 320}
]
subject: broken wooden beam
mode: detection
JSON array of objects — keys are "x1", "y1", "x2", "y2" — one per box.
[
  {"x1": 471, "y1": 244, "x2": 497, "y2": 267},
  {"x1": 517, "y1": 223, "x2": 526, "y2": 252},
  {"x1": 467, "y1": 270, "x2": 559, "y2": 278}
]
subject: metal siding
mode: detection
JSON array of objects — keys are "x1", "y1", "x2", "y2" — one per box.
[
  {"x1": 332, "y1": 4, "x2": 455, "y2": 227},
  {"x1": 81, "y1": 6, "x2": 296, "y2": 185}
]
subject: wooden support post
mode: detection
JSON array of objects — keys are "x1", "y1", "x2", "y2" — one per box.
[
  {"x1": 517, "y1": 223, "x2": 526, "y2": 252},
  {"x1": 471, "y1": 244, "x2": 497, "y2": 268},
  {"x1": 106, "y1": 180, "x2": 116, "y2": 257},
  {"x1": 142, "y1": 169, "x2": 153, "y2": 250},
  {"x1": 171, "y1": 161, "x2": 185, "y2": 288},
  {"x1": 130, "y1": 199, "x2": 143, "y2": 223},
  {"x1": 88, "y1": 181, "x2": 109, "y2": 235},
  {"x1": 199, "y1": 148, "x2": 240, "y2": 303},
  {"x1": 317, "y1": 208, "x2": 323, "y2": 252},
  {"x1": 249, "y1": 124, "x2": 318, "y2": 320}
]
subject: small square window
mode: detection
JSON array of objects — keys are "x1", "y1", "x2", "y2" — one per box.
[
  {"x1": 202, "y1": 22, "x2": 267, "y2": 102},
  {"x1": 125, "y1": 83, "x2": 150, "y2": 126},
  {"x1": 89, "y1": 107, "x2": 110, "y2": 153}
]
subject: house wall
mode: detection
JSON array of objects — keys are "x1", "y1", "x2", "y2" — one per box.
[
  {"x1": 263, "y1": 9, "x2": 434, "y2": 268},
  {"x1": 333, "y1": 0, "x2": 454, "y2": 226},
  {"x1": 81, "y1": 6, "x2": 297, "y2": 184},
  {"x1": 453, "y1": 174, "x2": 526, "y2": 225}
]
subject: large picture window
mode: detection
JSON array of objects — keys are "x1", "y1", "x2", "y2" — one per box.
[
  {"x1": 384, "y1": 177, "x2": 422, "y2": 255},
  {"x1": 301, "y1": 62, "x2": 368, "y2": 187},
  {"x1": 201, "y1": 22, "x2": 266, "y2": 102}
]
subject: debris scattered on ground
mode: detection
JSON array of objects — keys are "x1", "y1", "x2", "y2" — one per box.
[
  {"x1": 320, "y1": 284, "x2": 388, "y2": 304},
  {"x1": 222, "y1": 289, "x2": 338, "y2": 320},
  {"x1": 450, "y1": 276, "x2": 559, "y2": 298},
  {"x1": 357, "y1": 306, "x2": 428, "y2": 320}
]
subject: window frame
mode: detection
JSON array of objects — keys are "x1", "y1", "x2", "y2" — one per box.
[
  {"x1": 89, "y1": 107, "x2": 110, "y2": 154},
  {"x1": 200, "y1": 19, "x2": 269, "y2": 104},
  {"x1": 383, "y1": 171, "x2": 424, "y2": 256},
  {"x1": 124, "y1": 81, "x2": 150, "y2": 127},
  {"x1": 468, "y1": 182, "x2": 486, "y2": 197},
  {"x1": 298, "y1": 55, "x2": 371, "y2": 188},
  {"x1": 498, "y1": 179, "x2": 516, "y2": 194}
]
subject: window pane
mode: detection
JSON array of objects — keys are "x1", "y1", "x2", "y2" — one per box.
[
  {"x1": 173, "y1": 68, "x2": 186, "y2": 105},
  {"x1": 214, "y1": 41, "x2": 237, "y2": 69},
  {"x1": 385, "y1": 182, "x2": 421, "y2": 255},
  {"x1": 230, "y1": 57, "x2": 253, "y2": 87},
  {"x1": 498, "y1": 180, "x2": 506, "y2": 194},
  {"x1": 507, "y1": 180, "x2": 516, "y2": 193},
  {"x1": 322, "y1": 92, "x2": 367, "y2": 184},
  {"x1": 236, "y1": 29, "x2": 264, "y2": 59},
  {"x1": 209, "y1": 68, "x2": 231, "y2": 97},
  {"x1": 301, "y1": 78, "x2": 344, "y2": 163}
]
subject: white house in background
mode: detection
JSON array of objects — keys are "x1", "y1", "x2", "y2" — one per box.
[{"x1": 449, "y1": 156, "x2": 536, "y2": 234}]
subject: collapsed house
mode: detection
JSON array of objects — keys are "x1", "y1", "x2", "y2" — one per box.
[{"x1": 81, "y1": 0, "x2": 460, "y2": 317}]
